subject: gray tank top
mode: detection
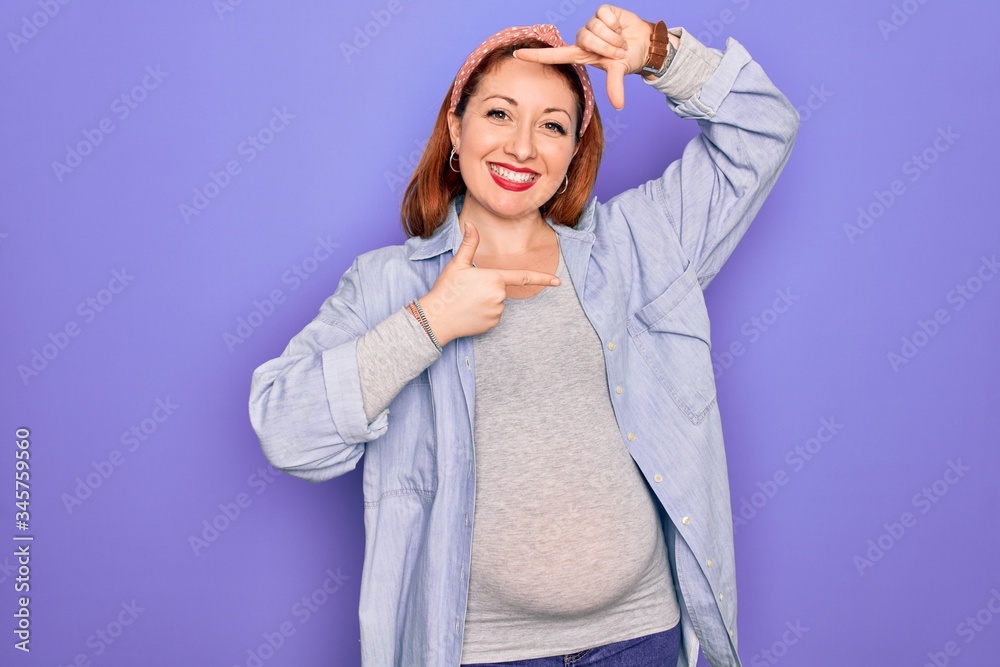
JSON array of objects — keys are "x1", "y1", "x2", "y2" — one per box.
[{"x1": 459, "y1": 240, "x2": 680, "y2": 663}]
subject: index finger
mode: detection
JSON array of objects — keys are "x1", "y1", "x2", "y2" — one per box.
[
  {"x1": 512, "y1": 44, "x2": 589, "y2": 65},
  {"x1": 496, "y1": 268, "x2": 562, "y2": 287}
]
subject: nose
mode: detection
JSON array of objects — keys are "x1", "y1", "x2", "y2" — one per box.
[{"x1": 504, "y1": 120, "x2": 536, "y2": 163}]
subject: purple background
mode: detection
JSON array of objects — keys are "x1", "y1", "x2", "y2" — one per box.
[{"x1": 2, "y1": 1, "x2": 998, "y2": 665}]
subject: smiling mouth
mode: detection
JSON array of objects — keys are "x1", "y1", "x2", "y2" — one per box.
[{"x1": 488, "y1": 162, "x2": 539, "y2": 184}]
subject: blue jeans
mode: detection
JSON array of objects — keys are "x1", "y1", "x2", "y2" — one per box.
[{"x1": 460, "y1": 623, "x2": 681, "y2": 667}]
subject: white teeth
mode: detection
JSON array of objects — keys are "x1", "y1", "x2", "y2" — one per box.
[{"x1": 489, "y1": 163, "x2": 537, "y2": 184}]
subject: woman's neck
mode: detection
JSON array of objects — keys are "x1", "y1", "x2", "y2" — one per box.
[{"x1": 458, "y1": 200, "x2": 552, "y2": 257}]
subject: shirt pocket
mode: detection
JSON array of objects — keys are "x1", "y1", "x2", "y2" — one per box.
[
  {"x1": 363, "y1": 369, "x2": 437, "y2": 508},
  {"x1": 627, "y1": 264, "x2": 717, "y2": 425}
]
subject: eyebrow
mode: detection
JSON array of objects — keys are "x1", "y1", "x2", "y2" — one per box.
[{"x1": 482, "y1": 94, "x2": 572, "y2": 122}]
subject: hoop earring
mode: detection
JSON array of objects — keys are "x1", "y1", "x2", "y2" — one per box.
[
  {"x1": 448, "y1": 147, "x2": 460, "y2": 173},
  {"x1": 557, "y1": 174, "x2": 568, "y2": 195}
]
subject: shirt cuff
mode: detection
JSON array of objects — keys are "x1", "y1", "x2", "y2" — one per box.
[
  {"x1": 642, "y1": 27, "x2": 723, "y2": 103},
  {"x1": 355, "y1": 307, "x2": 442, "y2": 422},
  {"x1": 321, "y1": 336, "x2": 390, "y2": 446}
]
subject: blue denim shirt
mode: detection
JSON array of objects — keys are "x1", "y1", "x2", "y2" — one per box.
[{"x1": 249, "y1": 35, "x2": 798, "y2": 667}]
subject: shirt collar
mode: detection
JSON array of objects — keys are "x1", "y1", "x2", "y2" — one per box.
[{"x1": 405, "y1": 193, "x2": 597, "y2": 261}]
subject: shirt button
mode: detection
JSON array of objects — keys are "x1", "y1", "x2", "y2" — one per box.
[
  {"x1": 718, "y1": 593, "x2": 724, "y2": 601},
  {"x1": 682, "y1": 516, "x2": 691, "y2": 525},
  {"x1": 616, "y1": 385, "x2": 623, "y2": 394},
  {"x1": 653, "y1": 473, "x2": 662, "y2": 482},
  {"x1": 627, "y1": 432, "x2": 636, "y2": 441},
  {"x1": 608, "y1": 341, "x2": 616, "y2": 350},
  {"x1": 729, "y1": 629, "x2": 734, "y2": 638},
  {"x1": 707, "y1": 559, "x2": 713, "y2": 568}
]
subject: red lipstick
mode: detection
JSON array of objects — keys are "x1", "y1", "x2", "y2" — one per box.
[{"x1": 487, "y1": 162, "x2": 538, "y2": 192}]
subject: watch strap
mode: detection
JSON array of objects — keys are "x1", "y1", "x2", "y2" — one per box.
[{"x1": 641, "y1": 20, "x2": 670, "y2": 75}]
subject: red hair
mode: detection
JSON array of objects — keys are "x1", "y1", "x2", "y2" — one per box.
[{"x1": 401, "y1": 38, "x2": 604, "y2": 239}]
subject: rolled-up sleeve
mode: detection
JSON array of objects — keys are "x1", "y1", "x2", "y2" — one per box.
[
  {"x1": 626, "y1": 30, "x2": 800, "y2": 290},
  {"x1": 644, "y1": 27, "x2": 722, "y2": 103},
  {"x1": 249, "y1": 257, "x2": 388, "y2": 482}
]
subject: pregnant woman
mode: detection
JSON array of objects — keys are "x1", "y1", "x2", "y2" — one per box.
[{"x1": 249, "y1": 5, "x2": 799, "y2": 666}]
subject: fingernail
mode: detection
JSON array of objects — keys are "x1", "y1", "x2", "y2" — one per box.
[
  {"x1": 551, "y1": 278, "x2": 561, "y2": 285},
  {"x1": 615, "y1": 48, "x2": 626, "y2": 58}
]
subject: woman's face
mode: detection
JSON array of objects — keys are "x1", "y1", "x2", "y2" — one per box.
[{"x1": 448, "y1": 57, "x2": 579, "y2": 224}]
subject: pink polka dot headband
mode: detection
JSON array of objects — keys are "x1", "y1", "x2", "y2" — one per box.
[{"x1": 449, "y1": 24, "x2": 595, "y2": 140}]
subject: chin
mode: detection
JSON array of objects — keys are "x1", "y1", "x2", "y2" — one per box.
[{"x1": 467, "y1": 187, "x2": 551, "y2": 220}]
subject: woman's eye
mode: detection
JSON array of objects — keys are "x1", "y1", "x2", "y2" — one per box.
[
  {"x1": 486, "y1": 109, "x2": 509, "y2": 120},
  {"x1": 544, "y1": 122, "x2": 567, "y2": 135}
]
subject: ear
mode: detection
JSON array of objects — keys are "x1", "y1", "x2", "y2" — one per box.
[{"x1": 446, "y1": 109, "x2": 462, "y2": 151}]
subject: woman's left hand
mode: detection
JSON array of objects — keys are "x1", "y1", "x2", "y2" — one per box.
[{"x1": 513, "y1": 4, "x2": 653, "y2": 111}]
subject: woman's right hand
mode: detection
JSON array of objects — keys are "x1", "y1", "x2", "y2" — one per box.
[
  {"x1": 418, "y1": 219, "x2": 562, "y2": 346},
  {"x1": 512, "y1": 4, "x2": 654, "y2": 110}
]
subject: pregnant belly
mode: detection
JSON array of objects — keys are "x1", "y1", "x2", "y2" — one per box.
[{"x1": 468, "y1": 465, "x2": 667, "y2": 618}]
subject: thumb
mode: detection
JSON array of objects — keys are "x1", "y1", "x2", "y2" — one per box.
[
  {"x1": 453, "y1": 218, "x2": 479, "y2": 267},
  {"x1": 606, "y1": 61, "x2": 627, "y2": 110}
]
